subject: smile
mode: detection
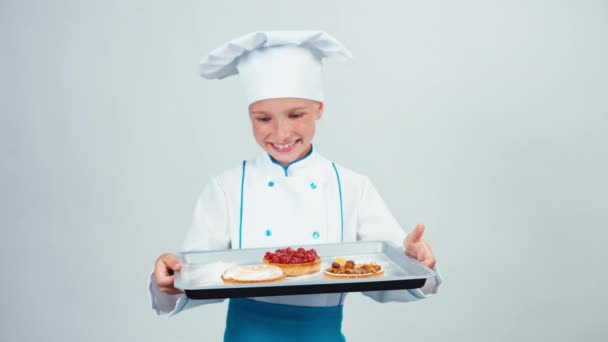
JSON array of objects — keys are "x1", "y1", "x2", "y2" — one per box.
[{"x1": 270, "y1": 140, "x2": 299, "y2": 152}]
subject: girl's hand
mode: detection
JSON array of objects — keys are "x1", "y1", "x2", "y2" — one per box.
[
  {"x1": 154, "y1": 253, "x2": 184, "y2": 294},
  {"x1": 404, "y1": 224, "x2": 437, "y2": 269}
]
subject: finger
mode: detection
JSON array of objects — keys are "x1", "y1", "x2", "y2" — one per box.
[
  {"x1": 406, "y1": 224, "x2": 425, "y2": 244},
  {"x1": 157, "y1": 275, "x2": 175, "y2": 288},
  {"x1": 421, "y1": 250, "x2": 432, "y2": 264},
  {"x1": 162, "y1": 287, "x2": 185, "y2": 295},
  {"x1": 163, "y1": 254, "x2": 182, "y2": 269},
  {"x1": 404, "y1": 226, "x2": 424, "y2": 251},
  {"x1": 161, "y1": 254, "x2": 183, "y2": 275},
  {"x1": 154, "y1": 258, "x2": 170, "y2": 279},
  {"x1": 158, "y1": 276, "x2": 185, "y2": 295},
  {"x1": 422, "y1": 254, "x2": 436, "y2": 268},
  {"x1": 166, "y1": 263, "x2": 183, "y2": 275},
  {"x1": 405, "y1": 244, "x2": 421, "y2": 258},
  {"x1": 154, "y1": 258, "x2": 181, "y2": 286},
  {"x1": 406, "y1": 242, "x2": 430, "y2": 262},
  {"x1": 412, "y1": 245, "x2": 426, "y2": 261},
  {"x1": 417, "y1": 244, "x2": 436, "y2": 268}
]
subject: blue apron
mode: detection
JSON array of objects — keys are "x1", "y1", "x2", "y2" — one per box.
[{"x1": 224, "y1": 298, "x2": 346, "y2": 342}]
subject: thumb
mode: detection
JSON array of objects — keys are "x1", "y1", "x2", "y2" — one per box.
[
  {"x1": 172, "y1": 262, "x2": 183, "y2": 272},
  {"x1": 407, "y1": 224, "x2": 425, "y2": 244},
  {"x1": 162, "y1": 253, "x2": 183, "y2": 272}
]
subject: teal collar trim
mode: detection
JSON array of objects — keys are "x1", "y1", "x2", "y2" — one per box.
[{"x1": 267, "y1": 145, "x2": 314, "y2": 177}]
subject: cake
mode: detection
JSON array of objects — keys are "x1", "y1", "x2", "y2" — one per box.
[
  {"x1": 221, "y1": 264, "x2": 285, "y2": 284},
  {"x1": 323, "y1": 258, "x2": 384, "y2": 279},
  {"x1": 263, "y1": 247, "x2": 321, "y2": 276}
]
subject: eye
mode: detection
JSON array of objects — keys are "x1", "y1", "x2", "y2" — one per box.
[
  {"x1": 289, "y1": 112, "x2": 305, "y2": 119},
  {"x1": 255, "y1": 116, "x2": 271, "y2": 123}
]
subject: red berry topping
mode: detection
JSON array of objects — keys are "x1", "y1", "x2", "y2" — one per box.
[{"x1": 264, "y1": 247, "x2": 319, "y2": 264}]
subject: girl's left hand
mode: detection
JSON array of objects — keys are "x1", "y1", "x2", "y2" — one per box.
[{"x1": 404, "y1": 224, "x2": 436, "y2": 269}]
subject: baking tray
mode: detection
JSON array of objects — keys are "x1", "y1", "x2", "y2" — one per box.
[{"x1": 174, "y1": 241, "x2": 436, "y2": 300}]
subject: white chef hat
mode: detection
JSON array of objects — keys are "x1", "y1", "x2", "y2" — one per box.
[{"x1": 199, "y1": 31, "x2": 352, "y2": 105}]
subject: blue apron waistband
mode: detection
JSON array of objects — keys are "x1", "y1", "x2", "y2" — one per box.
[
  {"x1": 229, "y1": 298, "x2": 343, "y2": 322},
  {"x1": 225, "y1": 298, "x2": 345, "y2": 342}
]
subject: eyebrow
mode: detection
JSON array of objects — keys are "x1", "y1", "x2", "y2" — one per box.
[
  {"x1": 250, "y1": 107, "x2": 309, "y2": 114},
  {"x1": 289, "y1": 107, "x2": 309, "y2": 112}
]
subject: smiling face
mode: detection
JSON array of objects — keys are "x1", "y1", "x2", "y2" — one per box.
[{"x1": 249, "y1": 98, "x2": 323, "y2": 166}]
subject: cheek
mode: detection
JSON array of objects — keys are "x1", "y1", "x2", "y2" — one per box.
[
  {"x1": 300, "y1": 121, "x2": 316, "y2": 140},
  {"x1": 252, "y1": 124, "x2": 268, "y2": 141}
]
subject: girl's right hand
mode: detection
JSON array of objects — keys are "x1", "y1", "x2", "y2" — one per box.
[{"x1": 154, "y1": 253, "x2": 184, "y2": 294}]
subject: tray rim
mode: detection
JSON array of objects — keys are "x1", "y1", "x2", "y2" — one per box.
[{"x1": 174, "y1": 240, "x2": 436, "y2": 294}]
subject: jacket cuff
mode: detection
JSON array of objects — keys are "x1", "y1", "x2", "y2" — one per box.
[{"x1": 148, "y1": 273, "x2": 188, "y2": 317}]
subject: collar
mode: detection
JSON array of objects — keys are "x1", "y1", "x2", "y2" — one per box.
[{"x1": 260, "y1": 145, "x2": 324, "y2": 177}]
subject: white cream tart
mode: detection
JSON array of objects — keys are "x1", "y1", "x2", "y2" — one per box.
[{"x1": 221, "y1": 264, "x2": 285, "y2": 284}]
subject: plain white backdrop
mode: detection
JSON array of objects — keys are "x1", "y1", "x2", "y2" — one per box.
[{"x1": 2, "y1": 1, "x2": 607, "y2": 341}]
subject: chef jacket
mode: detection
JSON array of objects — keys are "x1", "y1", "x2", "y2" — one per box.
[{"x1": 150, "y1": 148, "x2": 442, "y2": 316}]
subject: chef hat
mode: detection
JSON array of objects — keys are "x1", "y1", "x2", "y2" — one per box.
[{"x1": 199, "y1": 31, "x2": 352, "y2": 104}]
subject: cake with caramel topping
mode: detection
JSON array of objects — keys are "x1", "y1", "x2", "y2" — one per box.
[{"x1": 324, "y1": 258, "x2": 384, "y2": 279}]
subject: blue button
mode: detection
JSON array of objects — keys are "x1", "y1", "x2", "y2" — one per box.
[
  {"x1": 268, "y1": 181, "x2": 275, "y2": 187},
  {"x1": 310, "y1": 182, "x2": 317, "y2": 189},
  {"x1": 265, "y1": 229, "x2": 272, "y2": 237},
  {"x1": 312, "y1": 231, "x2": 320, "y2": 239}
]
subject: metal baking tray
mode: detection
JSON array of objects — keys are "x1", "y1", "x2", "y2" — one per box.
[{"x1": 174, "y1": 241, "x2": 436, "y2": 300}]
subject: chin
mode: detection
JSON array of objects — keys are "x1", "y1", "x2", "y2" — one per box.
[{"x1": 264, "y1": 142, "x2": 310, "y2": 165}]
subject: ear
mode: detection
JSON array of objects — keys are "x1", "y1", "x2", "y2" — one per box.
[{"x1": 316, "y1": 102, "x2": 324, "y2": 120}]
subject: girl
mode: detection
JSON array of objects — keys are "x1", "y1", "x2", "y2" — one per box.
[{"x1": 150, "y1": 30, "x2": 441, "y2": 341}]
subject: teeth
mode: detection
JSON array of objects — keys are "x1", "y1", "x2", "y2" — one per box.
[{"x1": 274, "y1": 142, "x2": 295, "y2": 149}]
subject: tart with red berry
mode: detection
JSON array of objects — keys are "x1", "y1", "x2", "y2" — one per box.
[
  {"x1": 263, "y1": 247, "x2": 321, "y2": 276},
  {"x1": 324, "y1": 258, "x2": 384, "y2": 279}
]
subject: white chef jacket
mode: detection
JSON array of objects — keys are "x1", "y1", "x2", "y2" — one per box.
[{"x1": 149, "y1": 149, "x2": 442, "y2": 316}]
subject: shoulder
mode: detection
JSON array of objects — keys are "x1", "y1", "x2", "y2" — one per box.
[
  {"x1": 328, "y1": 160, "x2": 369, "y2": 186},
  {"x1": 211, "y1": 154, "x2": 263, "y2": 187},
  {"x1": 323, "y1": 159, "x2": 374, "y2": 203}
]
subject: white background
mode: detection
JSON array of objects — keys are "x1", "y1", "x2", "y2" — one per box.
[{"x1": 2, "y1": 0, "x2": 607, "y2": 341}]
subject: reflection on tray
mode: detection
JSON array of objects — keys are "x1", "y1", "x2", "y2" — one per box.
[
  {"x1": 175, "y1": 241, "x2": 435, "y2": 299},
  {"x1": 182, "y1": 261, "x2": 237, "y2": 286}
]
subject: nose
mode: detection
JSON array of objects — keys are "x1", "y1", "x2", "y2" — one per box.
[{"x1": 273, "y1": 117, "x2": 292, "y2": 141}]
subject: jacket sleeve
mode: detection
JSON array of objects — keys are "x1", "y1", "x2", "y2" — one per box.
[
  {"x1": 149, "y1": 178, "x2": 231, "y2": 317},
  {"x1": 356, "y1": 177, "x2": 442, "y2": 303}
]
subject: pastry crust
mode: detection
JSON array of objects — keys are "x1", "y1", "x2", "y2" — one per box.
[
  {"x1": 221, "y1": 275, "x2": 285, "y2": 284},
  {"x1": 263, "y1": 258, "x2": 322, "y2": 276},
  {"x1": 221, "y1": 264, "x2": 285, "y2": 284},
  {"x1": 323, "y1": 268, "x2": 384, "y2": 280},
  {"x1": 323, "y1": 261, "x2": 384, "y2": 280}
]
